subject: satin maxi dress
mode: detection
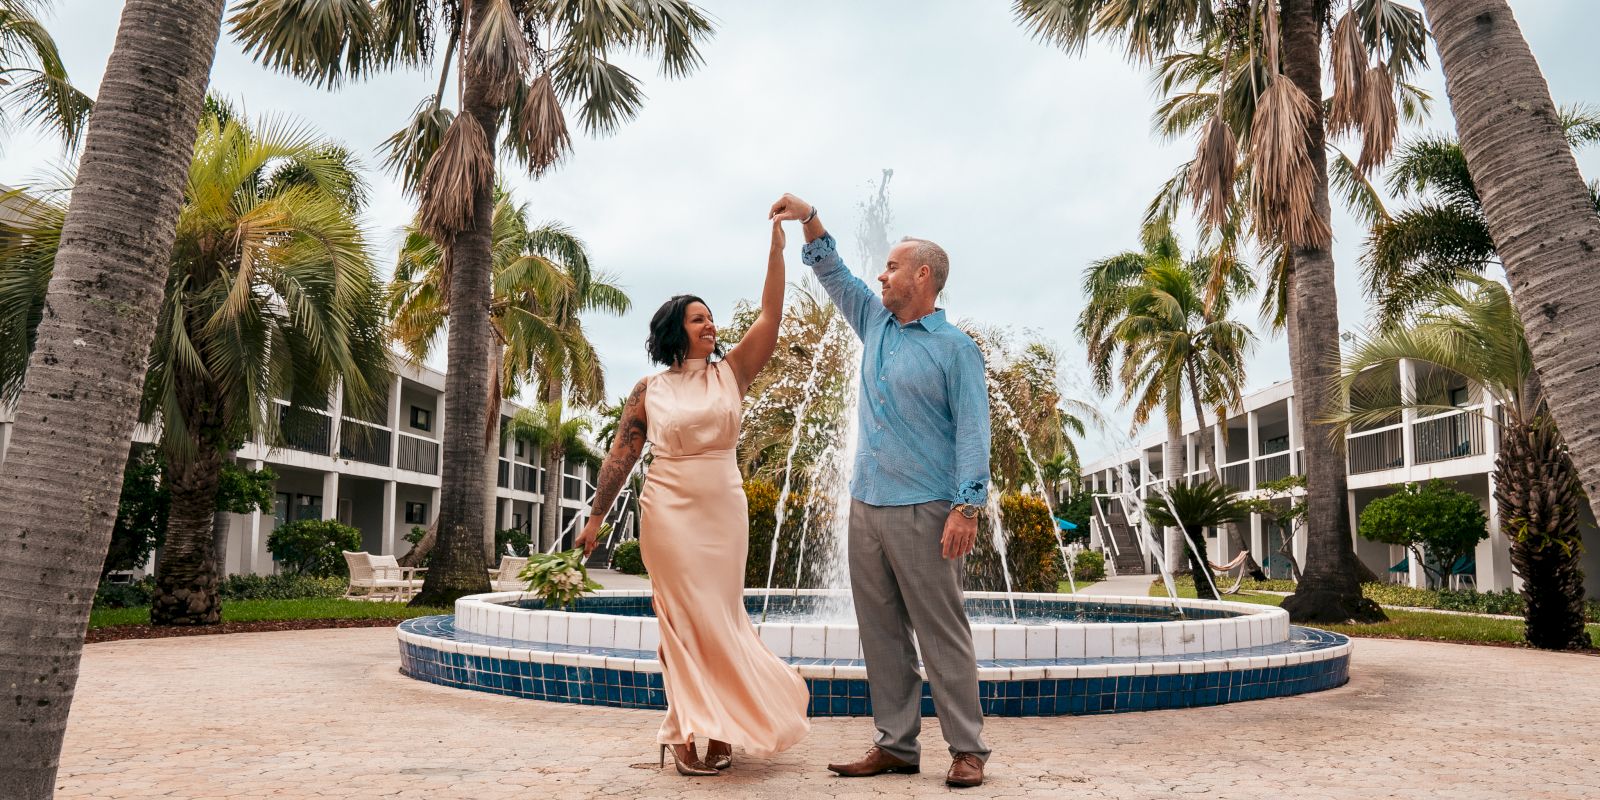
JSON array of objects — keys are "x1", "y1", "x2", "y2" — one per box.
[{"x1": 640, "y1": 357, "x2": 811, "y2": 757}]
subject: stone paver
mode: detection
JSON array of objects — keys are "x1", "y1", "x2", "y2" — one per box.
[{"x1": 60, "y1": 628, "x2": 1600, "y2": 799}]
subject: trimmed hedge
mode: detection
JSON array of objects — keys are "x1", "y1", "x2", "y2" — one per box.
[
  {"x1": 92, "y1": 573, "x2": 347, "y2": 609},
  {"x1": 612, "y1": 539, "x2": 645, "y2": 575}
]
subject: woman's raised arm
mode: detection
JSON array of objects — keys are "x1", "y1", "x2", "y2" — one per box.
[{"x1": 725, "y1": 221, "x2": 787, "y2": 393}]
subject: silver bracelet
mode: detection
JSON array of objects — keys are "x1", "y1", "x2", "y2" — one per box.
[{"x1": 801, "y1": 205, "x2": 818, "y2": 224}]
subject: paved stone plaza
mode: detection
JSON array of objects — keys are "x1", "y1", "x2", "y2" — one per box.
[{"x1": 60, "y1": 628, "x2": 1600, "y2": 799}]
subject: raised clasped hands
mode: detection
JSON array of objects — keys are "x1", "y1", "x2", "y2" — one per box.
[{"x1": 768, "y1": 193, "x2": 812, "y2": 223}]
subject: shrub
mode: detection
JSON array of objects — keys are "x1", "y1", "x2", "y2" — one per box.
[
  {"x1": 94, "y1": 578, "x2": 155, "y2": 609},
  {"x1": 1000, "y1": 494, "x2": 1062, "y2": 593},
  {"x1": 612, "y1": 539, "x2": 645, "y2": 575},
  {"x1": 267, "y1": 519, "x2": 363, "y2": 577},
  {"x1": 219, "y1": 573, "x2": 345, "y2": 601},
  {"x1": 496, "y1": 527, "x2": 532, "y2": 557},
  {"x1": 744, "y1": 479, "x2": 809, "y2": 588},
  {"x1": 1359, "y1": 481, "x2": 1488, "y2": 587},
  {"x1": 1072, "y1": 549, "x2": 1106, "y2": 582}
]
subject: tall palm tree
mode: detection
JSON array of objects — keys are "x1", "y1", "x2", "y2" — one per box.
[
  {"x1": 1018, "y1": 0, "x2": 1427, "y2": 622},
  {"x1": 1362, "y1": 108, "x2": 1600, "y2": 329},
  {"x1": 1, "y1": 105, "x2": 391, "y2": 626},
  {"x1": 387, "y1": 189, "x2": 623, "y2": 566},
  {"x1": 505, "y1": 401, "x2": 602, "y2": 550},
  {"x1": 1335, "y1": 277, "x2": 1591, "y2": 650},
  {"x1": 0, "y1": 0, "x2": 93, "y2": 151},
  {"x1": 229, "y1": 0, "x2": 711, "y2": 606},
  {"x1": 0, "y1": 1, "x2": 225, "y2": 792}
]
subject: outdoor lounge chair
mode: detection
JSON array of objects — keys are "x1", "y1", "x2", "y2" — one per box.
[
  {"x1": 489, "y1": 556, "x2": 529, "y2": 592},
  {"x1": 343, "y1": 551, "x2": 422, "y2": 601}
]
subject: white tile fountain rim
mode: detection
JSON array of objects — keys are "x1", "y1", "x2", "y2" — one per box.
[{"x1": 450, "y1": 589, "x2": 1291, "y2": 660}]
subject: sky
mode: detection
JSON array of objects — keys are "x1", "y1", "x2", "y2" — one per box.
[{"x1": 4, "y1": 1, "x2": 1597, "y2": 463}]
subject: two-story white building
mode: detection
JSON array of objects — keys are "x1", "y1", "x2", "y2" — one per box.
[
  {"x1": 1080, "y1": 362, "x2": 1600, "y2": 599},
  {"x1": 0, "y1": 355, "x2": 600, "y2": 576}
]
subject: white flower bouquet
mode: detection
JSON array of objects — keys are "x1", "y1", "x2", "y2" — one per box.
[{"x1": 517, "y1": 548, "x2": 602, "y2": 610}]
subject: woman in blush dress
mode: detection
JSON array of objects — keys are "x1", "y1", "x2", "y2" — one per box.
[{"x1": 576, "y1": 220, "x2": 809, "y2": 776}]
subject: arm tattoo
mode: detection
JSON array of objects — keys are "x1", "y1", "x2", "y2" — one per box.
[{"x1": 589, "y1": 380, "x2": 648, "y2": 521}]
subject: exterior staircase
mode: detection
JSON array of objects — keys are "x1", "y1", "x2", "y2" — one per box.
[
  {"x1": 1100, "y1": 499, "x2": 1147, "y2": 576},
  {"x1": 583, "y1": 486, "x2": 636, "y2": 571}
]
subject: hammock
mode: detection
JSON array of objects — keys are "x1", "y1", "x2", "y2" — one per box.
[{"x1": 1205, "y1": 551, "x2": 1251, "y2": 595}]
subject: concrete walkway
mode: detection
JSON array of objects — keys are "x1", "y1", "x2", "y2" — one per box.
[
  {"x1": 58, "y1": 628, "x2": 1600, "y2": 798},
  {"x1": 589, "y1": 569, "x2": 650, "y2": 591},
  {"x1": 1069, "y1": 574, "x2": 1154, "y2": 596}
]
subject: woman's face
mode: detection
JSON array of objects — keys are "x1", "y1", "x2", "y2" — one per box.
[{"x1": 683, "y1": 301, "x2": 716, "y2": 359}]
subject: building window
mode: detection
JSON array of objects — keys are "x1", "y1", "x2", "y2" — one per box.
[
  {"x1": 514, "y1": 439, "x2": 525, "y2": 458},
  {"x1": 1262, "y1": 434, "x2": 1289, "y2": 455},
  {"x1": 1449, "y1": 386, "x2": 1470, "y2": 408},
  {"x1": 410, "y1": 406, "x2": 431, "y2": 432},
  {"x1": 405, "y1": 501, "x2": 428, "y2": 524}
]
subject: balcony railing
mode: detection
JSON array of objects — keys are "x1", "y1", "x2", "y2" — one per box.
[
  {"x1": 1256, "y1": 451, "x2": 1292, "y2": 484},
  {"x1": 1347, "y1": 425, "x2": 1404, "y2": 474},
  {"x1": 396, "y1": 432, "x2": 439, "y2": 474},
  {"x1": 278, "y1": 406, "x2": 331, "y2": 456},
  {"x1": 338, "y1": 419, "x2": 390, "y2": 466},
  {"x1": 1220, "y1": 460, "x2": 1251, "y2": 491},
  {"x1": 1413, "y1": 406, "x2": 1486, "y2": 464}
]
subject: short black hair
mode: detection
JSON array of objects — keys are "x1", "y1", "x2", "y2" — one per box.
[{"x1": 647, "y1": 294, "x2": 723, "y2": 367}]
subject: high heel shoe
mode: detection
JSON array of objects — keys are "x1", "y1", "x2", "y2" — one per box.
[
  {"x1": 704, "y1": 740, "x2": 733, "y2": 771},
  {"x1": 659, "y1": 743, "x2": 718, "y2": 776}
]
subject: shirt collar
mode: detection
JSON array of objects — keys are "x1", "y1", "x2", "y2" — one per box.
[{"x1": 897, "y1": 308, "x2": 947, "y2": 331}]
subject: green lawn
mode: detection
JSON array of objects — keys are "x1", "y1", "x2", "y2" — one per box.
[
  {"x1": 1141, "y1": 583, "x2": 1600, "y2": 648},
  {"x1": 89, "y1": 599, "x2": 450, "y2": 629}
]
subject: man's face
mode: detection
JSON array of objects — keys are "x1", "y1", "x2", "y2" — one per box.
[{"x1": 877, "y1": 241, "x2": 927, "y2": 316}]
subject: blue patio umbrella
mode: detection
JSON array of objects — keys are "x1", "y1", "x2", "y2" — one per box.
[{"x1": 1054, "y1": 517, "x2": 1078, "y2": 531}]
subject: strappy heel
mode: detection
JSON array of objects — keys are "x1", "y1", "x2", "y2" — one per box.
[
  {"x1": 704, "y1": 740, "x2": 732, "y2": 770},
  {"x1": 659, "y1": 743, "x2": 718, "y2": 776}
]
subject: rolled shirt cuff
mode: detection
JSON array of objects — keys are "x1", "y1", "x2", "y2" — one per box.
[
  {"x1": 955, "y1": 481, "x2": 987, "y2": 507},
  {"x1": 801, "y1": 233, "x2": 837, "y2": 265}
]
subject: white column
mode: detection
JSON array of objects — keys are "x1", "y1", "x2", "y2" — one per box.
[
  {"x1": 1399, "y1": 358, "x2": 1417, "y2": 470},
  {"x1": 321, "y1": 471, "x2": 340, "y2": 523},
  {"x1": 387, "y1": 378, "x2": 403, "y2": 469},
  {"x1": 1250, "y1": 512, "x2": 1264, "y2": 572},
  {"x1": 1212, "y1": 418, "x2": 1224, "y2": 479},
  {"x1": 328, "y1": 378, "x2": 345, "y2": 458},
  {"x1": 1285, "y1": 396, "x2": 1302, "y2": 475},
  {"x1": 1246, "y1": 410, "x2": 1260, "y2": 489},
  {"x1": 381, "y1": 479, "x2": 397, "y2": 555},
  {"x1": 246, "y1": 458, "x2": 266, "y2": 574}
]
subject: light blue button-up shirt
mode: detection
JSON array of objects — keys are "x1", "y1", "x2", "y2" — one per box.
[{"x1": 802, "y1": 233, "x2": 990, "y2": 508}]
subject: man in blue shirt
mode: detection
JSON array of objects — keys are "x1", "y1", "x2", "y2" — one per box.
[{"x1": 770, "y1": 193, "x2": 991, "y2": 788}]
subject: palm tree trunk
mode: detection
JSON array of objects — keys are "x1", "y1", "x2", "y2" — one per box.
[
  {"x1": 1423, "y1": 0, "x2": 1600, "y2": 535},
  {"x1": 411, "y1": 4, "x2": 498, "y2": 607},
  {"x1": 483, "y1": 344, "x2": 505, "y2": 563},
  {"x1": 539, "y1": 380, "x2": 565, "y2": 552},
  {"x1": 1184, "y1": 358, "x2": 1266, "y2": 580},
  {"x1": 150, "y1": 442, "x2": 226, "y2": 626},
  {"x1": 0, "y1": 1, "x2": 224, "y2": 792},
  {"x1": 1496, "y1": 417, "x2": 1591, "y2": 650},
  {"x1": 1162, "y1": 413, "x2": 1186, "y2": 572},
  {"x1": 1277, "y1": 0, "x2": 1386, "y2": 624}
]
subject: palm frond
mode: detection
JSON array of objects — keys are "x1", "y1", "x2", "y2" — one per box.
[
  {"x1": 381, "y1": 96, "x2": 455, "y2": 194},
  {"x1": 417, "y1": 111, "x2": 494, "y2": 241},
  {"x1": 506, "y1": 72, "x2": 571, "y2": 177},
  {"x1": 551, "y1": 46, "x2": 644, "y2": 135},
  {"x1": 1249, "y1": 75, "x2": 1329, "y2": 247},
  {"x1": 227, "y1": 0, "x2": 380, "y2": 88}
]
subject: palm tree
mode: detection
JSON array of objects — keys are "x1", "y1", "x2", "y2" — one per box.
[
  {"x1": 1362, "y1": 108, "x2": 1600, "y2": 329},
  {"x1": 1, "y1": 105, "x2": 391, "y2": 626},
  {"x1": 229, "y1": 0, "x2": 711, "y2": 606},
  {"x1": 1079, "y1": 221, "x2": 1262, "y2": 577},
  {"x1": 387, "y1": 189, "x2": 623, "y2": 568},
  {"x1": 0, "y1": 0, "x2": 93, "y2": 151},
  {"x1": 1018, "y1": 0, "x2": 1426, "y2": 622},
  {"x1": 0, "y1": 0, "x2": 225, "y2": 791},
  {"x1": 1334, "y1": 277, "x2": 1591, "y2": 649},
  {"x1": 505, "y1": 401, "x2": 602, "y2": 550},
  {"x1": 1145, "y1": 479, "x2": 1245, "y2": 600}
]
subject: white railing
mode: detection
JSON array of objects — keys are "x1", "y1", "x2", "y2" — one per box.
[
  {"x1": 1413, "y1": 405, "x2": 1487, "y2": 464},
  {"x1": 1347, "y1": 423, "x2": 1405, "y2": 474}
]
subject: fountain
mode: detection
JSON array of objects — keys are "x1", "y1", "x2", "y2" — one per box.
[{"x1": 396, "y1": 174, "x2": 1352, "y2": 715}]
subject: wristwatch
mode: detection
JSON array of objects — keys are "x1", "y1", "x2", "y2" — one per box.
[{"x1": 953, "y1": 503, "x2": 981, "y2": 519}]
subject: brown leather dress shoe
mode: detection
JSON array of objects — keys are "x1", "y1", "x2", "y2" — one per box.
[
  {"x1": 946, "y1": 753, "x2": 984, "y2": 787},
  {"x1": 826, "y1": 745, "x2": 920, "y2": 777}
]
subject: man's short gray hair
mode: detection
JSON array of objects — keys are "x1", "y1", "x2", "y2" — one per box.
[{"x1": 898, "y1": 236, "x2": 950, "y2": 293}]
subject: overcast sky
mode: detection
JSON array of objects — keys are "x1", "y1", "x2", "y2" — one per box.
[{"x1": 4, "y1": 1, "x2": 1597, "y2": 462}]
